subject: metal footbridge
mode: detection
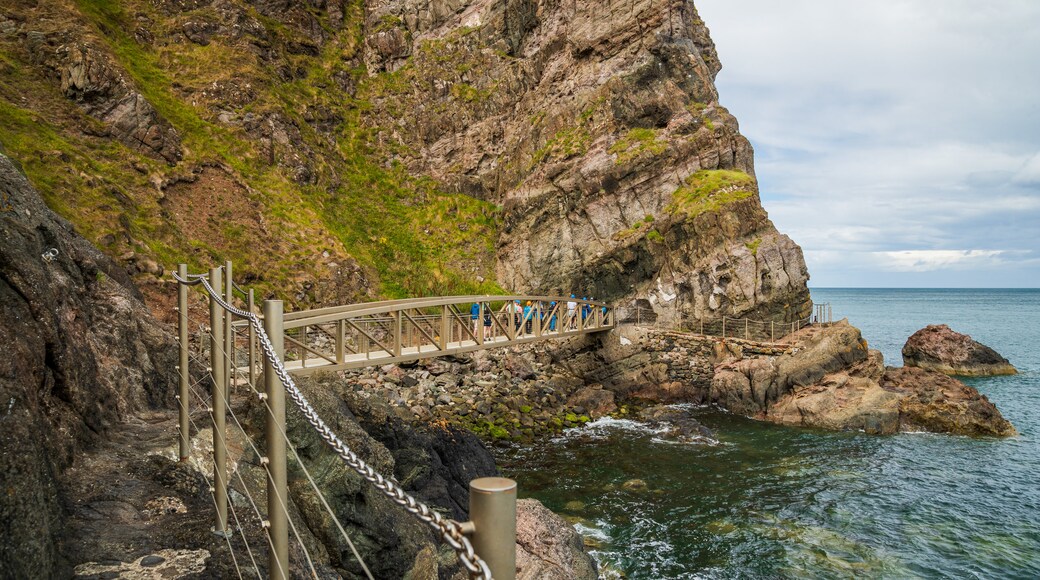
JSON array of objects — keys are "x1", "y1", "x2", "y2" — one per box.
[{"x1": 277, "y1": 295, "x2": 615, "y2": 375}]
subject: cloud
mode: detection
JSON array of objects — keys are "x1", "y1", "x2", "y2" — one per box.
[
  {"x1": 694, "y1": 0, "x2": 1040, "y2": 286},
  {"x1": 874, "y1": 250, "x2": 1006, "y2": 272}
]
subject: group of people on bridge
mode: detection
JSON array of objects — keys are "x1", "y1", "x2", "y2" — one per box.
[{"x1": 469, "y1": 296, "x2": 605, "y2": 340}]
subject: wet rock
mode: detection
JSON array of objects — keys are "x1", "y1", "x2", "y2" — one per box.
[
  {"x1": 637, "y1": 406, "x2": 715, "y2": 441},
  {"x1": 621, "y1": 479, "x2": 648, "y2": 492},
  {"x1": 516, "y1": 499, "x2": 597, "y2": 580},
  {"x1": 884, "y1": 366, "x2": 1017, "y2": 436},
  {"x1": 902, "y1": 324, "x2": 1016, "y2": 376},
  {"x1": 720, "y1": 322, "x2": 1018, "y2": 436},
  {"x1": 566, "y1": 385, "x2": 617, "y2": 418}
]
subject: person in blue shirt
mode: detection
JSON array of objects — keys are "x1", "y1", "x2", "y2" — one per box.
[
  {"x1": 522, "y1": 301, "x2": 532, "y2": 335},
  {"x1": 548, "y1": 301, "x2": 558, "y2": 331},
  {"x1": 470, "y1": 302, "x2": 481, "y2": 338}
]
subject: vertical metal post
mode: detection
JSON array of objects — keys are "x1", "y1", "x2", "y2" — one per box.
[
  {"x1": 441, "y1": 305, "x2": 450, "y2": 350},
  {"x1": 248, "y1": 289, "x2": 256, "y2": 387},
  {"x1": 262, "y1": 300, "x2": 289, "y2": 580},
  {"x1": 224, "y1": 261, "x2": 233, "y2": 402},
  {"x1": 477, "y1": 303, "x2": 484, "y2": 346},
  {"x1": 209, "y1": 267, "x2": 228, "y2": 534},
  {"x1": 336, "y1": 319, "x2": 345, "y2": 364},
  {"x1": 301, "y1": 325, "x2": 308, "y2": 369},
  {"x1": 394, "y1": 310, "x2": 403, "y2": 357},
  {"x1": 699, "y1": 319, "x2": 704, "y2": 335},
  {"x1": 469, "y1": 477, "x2": 517, "y2": 580},
  {"x1": 177, "y1": 264, "x2": 190, "y2": 461}
]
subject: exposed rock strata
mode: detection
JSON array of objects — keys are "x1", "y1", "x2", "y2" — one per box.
[
  {"x1": 902, "y1": 324, "x2": 1017, "y2": 376},
  {"x1": 360, "y1": 0, "x2": 812, "y2": 323},
  {"x1": 29, "y1": 36, "x2": 182, "y2": 163},
  {"x1": 0, "y1": 152, "x2": 177, "y2": 578}
]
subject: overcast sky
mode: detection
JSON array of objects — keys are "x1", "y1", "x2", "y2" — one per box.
[{"x1": 695, "y1": 0, "x2": 1040, "y2": 288}]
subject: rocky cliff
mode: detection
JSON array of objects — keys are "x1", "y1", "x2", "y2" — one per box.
[
  {"x1": 0, "y1": 0, "x2": 809, "y2": 323},
  {"x1": 0, "y1": 151, "x2": 177, "y2": 578},
  {"x1": 361, "y1": 0, "x2": 811, "y2": 323}
]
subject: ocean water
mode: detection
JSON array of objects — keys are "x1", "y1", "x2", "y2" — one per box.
[{"x1": 496, "y1": 289, "x2": 1040, "y2": 579}]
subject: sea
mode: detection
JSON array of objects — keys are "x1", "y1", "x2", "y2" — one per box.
[{"x1": 495, "y1": 288, "x2": 1040, "y2": 579}]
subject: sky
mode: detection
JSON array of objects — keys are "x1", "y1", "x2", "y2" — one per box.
[{"x1": 694, "y1": 0, "x2": 1040, "y2": 287}]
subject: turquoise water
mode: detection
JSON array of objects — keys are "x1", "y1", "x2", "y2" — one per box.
[{"x1": 497, "y1": 289, "x2": 1040, "y2": 579}]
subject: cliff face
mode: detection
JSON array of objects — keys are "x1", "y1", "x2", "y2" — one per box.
[
  {"x1": 0, "y1": 0, "x2": 809, "y2": 320},
  {"x1": 0, "y1": 152, "x2": 176, "y2": 578},
  {"x1": 361, "y1": 0, "x2": 811, "y2": 322}
]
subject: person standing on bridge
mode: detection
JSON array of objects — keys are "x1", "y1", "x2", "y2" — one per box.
[
  {"x1": 567, "y1": 294, "x2": 577, "y2": 329},
  {"x1": 549, "y1": 301, "x2": 558, "y2": 331},
  {"x1": 470, "y1": 301, "x2": 481, "y2": 338},
  {"x1": 483, "y1": 302, "x2": 493, "y2": 340},
  {"x1": 523, "y1": 301, "x2": 533, "y2": 335}
]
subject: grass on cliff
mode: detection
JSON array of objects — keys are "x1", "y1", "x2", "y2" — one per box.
[
  {"x1": 609, "y1": 127, "x2": 667, "y2": 165},
  {"x1": 54, "y1": 0, "x2": 504, "y2": 302},
  {"x1": 666, "y1": 169, "x2": 756, "y2": 218}
]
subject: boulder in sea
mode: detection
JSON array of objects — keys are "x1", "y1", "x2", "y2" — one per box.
[
  {"x1": 882, "y1": 366, "x2": 1017, "y2": 437},
  {"x1": 902, "y1": 324, "x2": 1016, "y2": 376},
  {"x1": 717, "y1": 321, "x2": 1016, "y2": 436}
]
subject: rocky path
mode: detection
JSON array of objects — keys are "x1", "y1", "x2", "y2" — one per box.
[{"x1": 60, "y1": 409, "x2": 239, "y2": 579}]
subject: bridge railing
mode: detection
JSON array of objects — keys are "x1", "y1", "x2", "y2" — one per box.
[
  {"x1": 272, "y1": 295, "x2": 615, "y2": 375},
  {"x1": 618, "y1": 304, "x2": 831, "y2": 343},
  {"x1": 174, "y1": 262, "x2": 514, "y2": 579}
]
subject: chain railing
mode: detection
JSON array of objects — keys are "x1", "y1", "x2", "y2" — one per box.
[{"x1": 617, "y1": 304, "x2": 830, "y2": 343}]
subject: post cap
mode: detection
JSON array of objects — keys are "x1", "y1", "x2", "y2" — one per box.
[{"x1": 470, "y1": 477, "x2": 517, "y2": 494}]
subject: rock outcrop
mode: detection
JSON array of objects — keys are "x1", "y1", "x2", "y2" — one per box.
[
  {"x1": 359, "y1": 0, "x2": 812, "y2": 323},
  {"x1": 711, "y1": 321, "x2": 1015, "y2": 436},
  {"x1": 0, "y1": 152, "x2": 176, "y2": 578},
  {"x1": 902, "y1": 324, "x2": 1017, "y2": 376}
]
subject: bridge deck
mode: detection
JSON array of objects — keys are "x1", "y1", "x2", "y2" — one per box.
[{"x1": 283, "y1": 325, "x2": 608, "y2": 376}]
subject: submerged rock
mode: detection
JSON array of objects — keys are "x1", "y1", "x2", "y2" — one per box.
[
  {"x1": 902, "y1": 324, "x2": 1017, "y2": 376},
  {"x1": 638, "y1": 405, "x2": 716, "y2": 441}
]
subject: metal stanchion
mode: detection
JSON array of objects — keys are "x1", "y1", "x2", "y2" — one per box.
[
  {"x1": 469, "y1": 477, "x2": 517, "y2": 580},
  {"x1": 224, "y1": 261, "x2": 233, "y2": 403},
  {"x1": 209, "y1": 267, "x2": 228, "y2": 535},
  {"x1": 177, "y1": 264, "x2": 190, "y2": 461},
  {"x1": 263, "y1": 300, "x2": 289, "y2": 580},
  {"x1": 248, "y1": 289, "x2": 256, "y2": 387}
]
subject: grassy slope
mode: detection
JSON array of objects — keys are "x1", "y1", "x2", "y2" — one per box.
[{"x1": 0, "y1": 0, "x2": 503, "y2": 305}]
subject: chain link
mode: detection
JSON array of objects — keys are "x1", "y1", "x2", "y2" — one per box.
[{"x1": 175, "y1": 272, "x2": 493, "y2": 579}]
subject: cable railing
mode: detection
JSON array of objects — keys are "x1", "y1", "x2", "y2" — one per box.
[
  {"x1": 617, "y1": 304, "x2": 831, "y2": 343},
  {"x1": 177, "y1": 262, "x2": 632, "y2": 579}
]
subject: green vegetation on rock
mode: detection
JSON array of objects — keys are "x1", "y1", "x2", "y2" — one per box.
[
  {"x1": 666, "y1": 170, "x2": 756, "y2": 218},
  {"x1": 609, "y1": 127, "x2": 667, "y2": 165},
  {"x1": 0, "y1": 0, "x2": 506, "y2": 304}
]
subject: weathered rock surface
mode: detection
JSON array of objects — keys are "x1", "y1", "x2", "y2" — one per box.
[
  {"x1": 903, "y1": 324, "x2": 1017, "y2": 376},
  {"x1": 0, "y1": 152, "x2": 177, "y2": 578},
  {"x1": 359, "y1": 0, "x2": 812, "y2": 323},
  {"x1": 516, "y1": 498, "x2": 598, "y2": 580},
  {"x1": 711, "y1": 321, "x2": 1015, "y2": 436},
  {"x1": 30, "y1": 36, "x2": 182, "y2": 163}
]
